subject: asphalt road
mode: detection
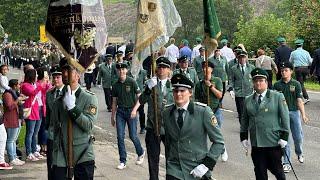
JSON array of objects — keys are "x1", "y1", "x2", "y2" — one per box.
[{"x1": 1, "y1": 68, "x2": 320, "y2": 180}]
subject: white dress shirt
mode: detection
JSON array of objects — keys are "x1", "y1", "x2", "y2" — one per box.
[{"x1": 165, "y1": 44, "x2": 179, "y2": 63}]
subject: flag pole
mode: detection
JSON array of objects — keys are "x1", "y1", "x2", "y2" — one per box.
[
  {"x1": 150, "y1": 45, "x2": 159, "y2": 137},
  {"x1": 205, "y1": 47, "x2": 210, "y2": 106}
]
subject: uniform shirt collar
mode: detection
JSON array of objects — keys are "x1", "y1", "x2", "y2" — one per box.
[
  {"x1": 256, "y1": 89, "x2": 267, "y2": 99},
  {"x1": 176, "y1": 100, "x2": 190, "y2": 111}
]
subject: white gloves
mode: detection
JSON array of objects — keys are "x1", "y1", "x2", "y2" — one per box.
[
  {"x1": 229, "y1": 90, "x2": 235, "y2": 99},
  {"x1": 63, "y1": 85, "x2": 76, "y2": 110},
  {"x1": 190, "y1": 164, "x2": 208, "y2": 178},
  {"x1": 146, "y1": 77, "x2": 157, "y2": 89},
  {"x1": 278, "y1": 139, "x2": 287, "y2": 148},
  {"x1": 98, "y1": 85, "x2": 102, "y2": 88},
  {"x1": 241, "y1": 140, "x2": 250, "y2": 150}
]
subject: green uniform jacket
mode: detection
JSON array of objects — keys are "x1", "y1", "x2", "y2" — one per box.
[
  {"x1": 97, "y1": 63, "x2": 113, "y2": 88},
  {"x1": 163, "y1": 102, "x2": 224, "y2": 180},
  {"x1": 227, "y1": 58, "x2": 238, "y2": 79},
  {"x1": 195, "y1": 76, "x2": 223, "y2": 111},
  {"x1": 45, "y1": 87, "x2": 56, "y2": 140},
  {"x1": 51, "y1": 87, "x2": 98, "y2": 167},
  {"x1": 193, "y1": 56, "x2": 204, "y2": 80},
  {"x1": 136, "y1": 69, "x2": 148, "y2": 90},
  {"x1": 240, "y1": 90, "x2": 290, "y2": 147},
  {"x1": 229, "y1": 63, "x2": 255, "y2": 97},
  {"x1": 139, "y1": 80, "x2": 173, "y2": 134},
  {"x1": 173, "y1": 67, "x2": 199, "y2": 85},
  {"x1": 209, "y1": 56, "x2": 228, "y2": 82},
  {"x1": 273, "y1": 79, "x2": 303, "y2": 111}
]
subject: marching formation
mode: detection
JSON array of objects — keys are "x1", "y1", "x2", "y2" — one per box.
[{"x1": 0, "y1": 36, "x2": 318, "y2": 180}]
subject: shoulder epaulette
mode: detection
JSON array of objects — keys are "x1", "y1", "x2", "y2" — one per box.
[
  {"x1": 165, "y1": 103, "x2": 174, "y2": 108},
  {"x1": 195, "y1": 102, "x2": 207, "y2": 107}
]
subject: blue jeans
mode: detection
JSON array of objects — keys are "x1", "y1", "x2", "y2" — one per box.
[
  {"x1": 25, "y1": 119, "x2": 42, "y2": 155},
  {"x1": 116, "y1": 107, "x2": 144, "y2": 163},
  {"x1": 283, "y1": 111, "x2": 303, "y2": 164},
  {"x1": 215, "y1": 108, "x2": 224, "y2": 128},
  {"x1": 6, "y1": 123, "x2": 21, "y2": 161},
  {"x1": 38, "y1": 107, "x2": 48, "y2": 145}
]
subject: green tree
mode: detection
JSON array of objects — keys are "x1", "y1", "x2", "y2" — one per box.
[
  {"x1": 173, "y1": 0, "x2": 203, "y2": 46},
  {"x1": 215, "y1": 0, "x2": 254, "y2": 42},
  {"x1": 0, "y1": 0, "x2": 49, "y2": 41},
  {"x1": 291, "y1": 0, "x2": 320, "y2": 52},
  {"x1": 234, "y1": 14, "x2": 294, "y2": 56}
]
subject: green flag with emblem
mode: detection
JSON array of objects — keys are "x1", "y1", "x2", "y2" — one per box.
[{"x1": 203, "y1": 0, "x2": 221, "y2": 54}]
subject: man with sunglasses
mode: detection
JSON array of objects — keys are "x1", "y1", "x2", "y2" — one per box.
[{"x1": 163, "y1": 73, "x2": 224, "y2": 180}]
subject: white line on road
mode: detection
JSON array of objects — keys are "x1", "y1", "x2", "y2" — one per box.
[
  {"x1": 94, "y1": 125, "x2": 103, "y2": 130},
  {"x1": 221, "y1": 108, "x2": 235, "y2": 113}
]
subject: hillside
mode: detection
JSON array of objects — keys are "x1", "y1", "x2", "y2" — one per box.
[
  {"x1": 104, "y1": 1, "x2": 136, "y2": 42},
  {"x1": 104, "y1": 0, "x2": 270, "y2": 42}
]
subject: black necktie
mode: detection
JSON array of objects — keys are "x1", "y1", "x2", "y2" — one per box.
[
  {"x1": 177, "y1": 109, "x2": 184, "y2": 129},
  {"x1": 241, "y1": 66, "x2": 245, "y2": 75},
  {"x1": 258, "y1": 94, "x2": 262, "y2": 105},
  {"x1": 55, "y1": 89, "x2": 60, "y2": 98},
  {"x1": 159, "y1": 81, "x2": 162, "y2": 93}
]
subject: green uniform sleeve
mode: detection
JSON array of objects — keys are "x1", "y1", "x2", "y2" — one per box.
[
  {"x1": 112, "y1": 85, "x2": 118, "y2": 97},
  {"x1": 278, "y1": 93, "x2": 290, "y2": 141},
  {"x1": 215, "y1": 78, "x2": 223, "y2": 91},
  {"x1": 202, "y1": 106, "x2": 225, "y2": 170},
  {"x1": 68, "y1": 95, "x2": 98, "y2": 132},
  {"x1": 194, "y1": 82, "x2": 200, "y2": 102},
  {"x1": 295, "y1": 81, "x2": 303, "y2": 99},
  {"x1": 97, "y1": 65, "x2": 102, "y2": 85}
]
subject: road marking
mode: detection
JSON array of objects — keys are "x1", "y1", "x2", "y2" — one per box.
[
  {"x1": 305, "y1": 125, "x2": 320, "y2": 130},
  {"x1": 94, "y1": 125, "x2": 103, "y2": 130},
  {"x1": 221, "y1": 108, "x2": 235, "y2": 113}
]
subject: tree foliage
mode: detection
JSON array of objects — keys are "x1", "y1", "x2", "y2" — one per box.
[
  {"x1": 234, "y1": 14, "x2": 294, "y2": 55},
  {"x1": 291, "y1": 0, "x2": 320, "y2": 52},
  {"x1": 172, "y1": 0, "x2": 203, "y2": 46},
  {"x1": 0, "y1": 0, "x2": 49, "y2": 41},
  {"x1": 215, "y1": 0, "x2": 253, "y2": 41}
]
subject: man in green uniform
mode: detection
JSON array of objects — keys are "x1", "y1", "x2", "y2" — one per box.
[
  {"x1": 111, "y1": 62, "x2": 145, "y2": 170},
  {"x1": 209, "y1": 48, "x2": 229, "y2": 103},
  {"x1": 135, "y1": 68, "x2": 148, "y2": 134},
  {"x1": 173, "y1": 55, "x2": 199, "y2": 85},
  {"x1": 131, "y1": 57, "x2": 173, "y2": 180},
  {"x1": 51, "y1": 64, "x2": 98, "y2": 180},
  {"x1": 228, "y1": 50, "x2": 255, "y2": 124},
  {"x1": 97, "y1": 54, "x2": 113, "y2": 112},
  {"x1": 46, "y1": 65, "x2": 64, "y2": 180},
  {"x1": 163, "y1": 73, "x2": 224, "y2": 180},
  {"x1": 240, "y1": 68, "x2": 289, "y2": 180},
  {"x1": 227, "y1": 46, "x2": 242, "y2": 79},
  {"x1": 111, "y1": 51, "x2": 131, "y2": 84},
  {"x1": 193, "y1": 47, "x2": 205, "y2": 80},
  {"x1": 273, "y1": 62, "x2": 309, "y2": 173}
]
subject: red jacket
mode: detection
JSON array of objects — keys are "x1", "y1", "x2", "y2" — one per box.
[
  {"x1": 3, "y1": 90, "x2": 19, "y2": 128},
  {"x1": 20, "y1": 82, "x2": 42, "y2": 120}
]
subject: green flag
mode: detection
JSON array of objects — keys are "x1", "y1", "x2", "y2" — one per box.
[{"x1": 203, "y1": 0, "x2": 221, "y2": 53}]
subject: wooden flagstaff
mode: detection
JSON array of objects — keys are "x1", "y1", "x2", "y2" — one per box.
[
  {"x1": 150, "y1": 45, "x2": 159, "y2": 137},
  {"x1": 67, "y1": 68, "x2": 74, "y2": 180}
]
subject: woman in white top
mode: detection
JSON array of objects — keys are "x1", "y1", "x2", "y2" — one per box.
[{"x1": 255, "y1": 48, "x2": 278, "y2": 88}]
